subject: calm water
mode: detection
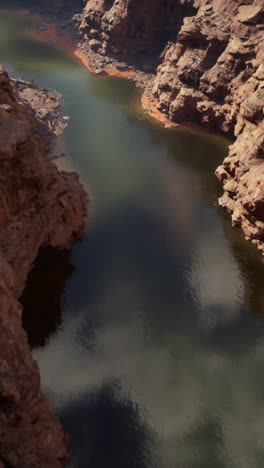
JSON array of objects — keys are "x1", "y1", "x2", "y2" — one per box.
[{"x1": 2, "y1": 10, "x2": 264, "y2": 468}]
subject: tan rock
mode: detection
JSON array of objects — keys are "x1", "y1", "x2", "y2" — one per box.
[{"x1": 237, "y1": 5, "x2": 263, "y2": 24}]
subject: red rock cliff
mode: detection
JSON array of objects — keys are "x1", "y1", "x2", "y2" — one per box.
[
  {"x1": 80, "y1": 0, "x2": 196, "y2": 56},
  {"x1": 0, "y1": 66, "x2": 86, "y2": 467},
  {"x1": 152, "y1": 0, "x2": 264, "y2": 253},
  {"x1": 78, "y1": 0, "x2": 264, "y2": 254}
]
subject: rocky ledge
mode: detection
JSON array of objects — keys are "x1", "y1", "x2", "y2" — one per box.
[
  {"x1": 43, "y1": 0, "x2": 264, "y2": 255},
  {"x1": 0, "y1": 66, "x2": 86, "y2": 467}
]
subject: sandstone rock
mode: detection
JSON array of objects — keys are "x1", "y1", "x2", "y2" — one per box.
[
  {"x1": 0, "y1": 68, "x2": 86, "y2": 466},
  {"x1": 89, "y1": 38, "x2": 101, "y2": 51},
  {"x1": 237, "y1": 5, "x2": 263, "y2": 24},
  {"x1": 80, "y1": 0, "x2": 196, "y2": 56}
]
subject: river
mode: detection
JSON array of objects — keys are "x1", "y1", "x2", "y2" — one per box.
[{"x1": 1, "y1": 9, "x2": 264, "y2": 468}]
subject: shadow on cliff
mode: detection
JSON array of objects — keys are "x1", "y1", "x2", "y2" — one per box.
[
  {"x1": 59, "y1": 381, "x2": 160, "y2": 468},
  {"x1": 20, "y1": 246, "x2": 75, "y2": 348},
  {"x1": 90, "y1": 0, "x2": 197, "y2": 74}
]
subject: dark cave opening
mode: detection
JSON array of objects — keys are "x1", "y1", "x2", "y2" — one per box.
[{"x1": 20, "y1": 247, "x2": 74, "y2": 348}]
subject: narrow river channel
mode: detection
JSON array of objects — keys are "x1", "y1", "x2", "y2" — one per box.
[{"x1": 1, "y1": 9, "x2": 264, "y2": 468}]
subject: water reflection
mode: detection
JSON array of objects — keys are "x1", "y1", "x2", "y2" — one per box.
[
  {"x1": 221, "y1": 214, "x2": 264, "y2": 317},
  {"x1": 61, "y1": 382, "x2": 159, "y2": 468},
  {"x1": 87, "y1": 74, "x2": 229, "y2": 205}
]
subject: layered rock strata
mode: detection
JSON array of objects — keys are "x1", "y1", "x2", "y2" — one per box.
[
  {"x1": 0, "y1": 66, "x2": 86, "y2": 467},
  {"x1": 75, "y1": 0, "x2": 264, "y2": 254}
]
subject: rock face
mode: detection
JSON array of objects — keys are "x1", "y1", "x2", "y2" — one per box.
[
  {"x1": 80, "y1": 0, "x2": 196, "y2": 57},
  {"x1": 0, "y1": 66, "x2": 86, "y2": 466},
  {"x1": 78, "y1": 0, "x2": 264, "y2": 254},
  {"x1": 152, "y1": 0, "x2": 263, "y2": 134},
  {"x1": 150, "y1": 0, "x2": 264, "y2": 253}
]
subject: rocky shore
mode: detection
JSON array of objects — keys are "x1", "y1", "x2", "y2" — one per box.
[
  {"x1": 34, "y1": 0, "x2": 264, "y2": 255},
  {"x1": 0, "y1": 66, "x2": 86, "y2": 466}
]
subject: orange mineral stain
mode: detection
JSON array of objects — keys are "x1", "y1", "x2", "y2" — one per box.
[
  {"x1": 37, "y1": 24, "x2": 188, "y2": 129},
  {"x1": 36, "y1": 25, "x2": 173, "y2": 127},
  {"x1": 141, "y1": 94, "x2": 178, "y2": 128}
]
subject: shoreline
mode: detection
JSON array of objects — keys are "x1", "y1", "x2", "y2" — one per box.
[
  {"x1": 3, "y1": 6, "x2": 228, "y2": 137},
  {"x1": 35, "y1": 11, "x2": 263, "y2": 258},
  {"x1": 36, "y1": 25, "x2": 176, "y2": 126},
  {"x1": 32, "y1": 21, "x2": 213, "y2": 134}
]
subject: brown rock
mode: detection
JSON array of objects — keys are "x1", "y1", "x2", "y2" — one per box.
[
  {"x1": 237, "y1": 5, "x2": 263, "y2": 24},
  {"x1": 80, "y1": 0, "x2": 196, "y2": 55},
  {"x1": 0, "y1": 67, "x2": 86, "y2": 466}
]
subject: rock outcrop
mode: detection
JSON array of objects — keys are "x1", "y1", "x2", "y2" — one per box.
[
  {"x1": 151, "y1": 0, "x2": 264, "y2": 254},
  {"x1": 77, "y1": 0, "x2": 264, "y2": 254},
  {"x1": 0, "y1": 66, "x2": 86, "y2": 467},
  {"x1": 80, "y1": 0, "x2": 196, "y2": 58}
]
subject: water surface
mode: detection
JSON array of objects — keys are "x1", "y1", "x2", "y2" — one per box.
[{"x1": 1, "y1": 10, "x2": 264, "y2": 468}]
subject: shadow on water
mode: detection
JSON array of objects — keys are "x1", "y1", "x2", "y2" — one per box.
[
  {"x1": 221, "y1": 211, "x2": 264, "y2": 317},
  {"x1": 181, "y1": 415, "x2": 226, "y2": 468},
  {"x1": 20, "y1": 247, "x2": 74, "y2": 348},
  {"x1": 61, "y1": 382, "x2": 160, "y2": 468},
  {"x1": 68, "y1": 203, "x2": 264, "y2": 358}
]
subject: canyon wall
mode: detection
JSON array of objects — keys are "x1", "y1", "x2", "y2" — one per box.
[
  {"x1": 78, "y1": 0, "x2": 264, "y2": 254},
  {"x1": 0, "y1": 66, "x2": 86, "y2": 467},
  {"x1": 152, "y1": 0, "x2": 264, "y2": 254},
  {"x1": 80, "y1": 0, "x2": 196, "y2": 56}
]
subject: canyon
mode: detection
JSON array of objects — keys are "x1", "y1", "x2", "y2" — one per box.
[
  {"x1": 0, "y1": 67, "x2": 86, "y2": 466},
  {"x1": 0, "y1": 0, "x2": 263, "y2": 467},
  {"x1": 39, "y1": 0, "x2": 264, "y2": 254}
]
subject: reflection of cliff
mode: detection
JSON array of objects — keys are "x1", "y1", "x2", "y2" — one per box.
[
  {"x1": 0, "y1": 66, "x2": 86, "y2": 466},
  {"x1": 48, "y1": 201, "x2": 264, "y2": 356},
  {"x1": 60, "y1": 382, "x2": 159, "y2": 468},
  {"x1": 36, "y1": 201, "x2": 264, "y2": 467},
  {"x1": 87, "y1": 73, "x2": 229, "y2": 206},
  {"x1": 221, "y1": 213, "x2": 264, "y2": 317},
  {"x1": 21, "y1": 247, "x2": 74, "y2": 348}
]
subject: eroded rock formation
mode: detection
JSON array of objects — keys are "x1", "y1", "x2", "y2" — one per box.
[
  {"x1": 77, "y1": 0, "x2": 264, "y2": 254},
  {"x1": 0, "y1": 66, "x2": 86, "y2": 467},
  {"x1": 80, "y1": 0, "x2": 196, "y2": 57},
  {"x1": 151, "y1": 0, "x2": 264, "y2": 253}
]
